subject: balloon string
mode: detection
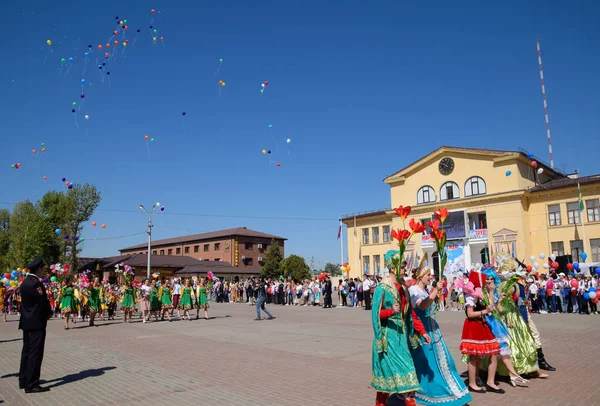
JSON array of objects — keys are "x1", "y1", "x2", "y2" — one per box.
[
  {"x1": 146, "y1": 141, "x2": 151, "y2": 159},
  {"x1": 82, "y1": 58, "x2": 88, "y2": 77},
  {"x1": 214, "y1": 62, "x2": 222, "y2": 76}
]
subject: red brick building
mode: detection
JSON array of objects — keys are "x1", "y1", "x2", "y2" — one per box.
[{"x1": 119, "y1": 227, "x2": 286, "y2": 269}]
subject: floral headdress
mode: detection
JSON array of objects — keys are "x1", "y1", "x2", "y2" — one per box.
[{"x1": 115, "y1": 263, "x2": 134, "y2": 283}]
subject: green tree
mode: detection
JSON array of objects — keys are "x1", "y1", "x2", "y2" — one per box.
[
  {"x1": 0, "y1": 209, "x2": 10, "y2": 271},
  {"x1": 260, "y1": 239, "x2": 283, "y2": 279},
  {"x1": 281, "y1": 254, "x2": 311, "y2": 281},
  {"x1": 324, "y1": 262, "x2": 341, "y2": 276}
]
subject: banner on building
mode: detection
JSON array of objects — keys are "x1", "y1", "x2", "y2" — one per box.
[{"x1": 443, "y1": 241, "x2": 465, "y2": 279}]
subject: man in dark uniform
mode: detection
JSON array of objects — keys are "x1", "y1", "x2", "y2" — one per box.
[{"x1": 19, "y1": 255, "x2": 52, "y2": 393}]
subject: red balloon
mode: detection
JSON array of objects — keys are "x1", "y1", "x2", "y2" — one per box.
[
  {"x1": 531, "y1": 161, "x2": 537, "y2": 167},
  {"x1": 526, "y1": 265, "x2": 532, "y2": 272},
  {"x1": 593, "y1": 298, "x2": 599, "y2": 304},
  {"x1": 276, "y1": 163, "x2": 281, "y2": 167},
  {"x1": 567, "y1": 263, "x2": 574, "y2": 270},
  {"x1": 264, "y1": 81, "x2": 269, "y2": 85},
  {"x1": 151, "y1": 9, "x2": 156, "y2": 14},
  {"x1": 552, "y1": 261, "x2": 559, "y2": 270}
]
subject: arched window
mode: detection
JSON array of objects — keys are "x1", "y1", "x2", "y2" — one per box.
[
  {"x1": 464, "y1": 176, "x2": 486, "y2": 197},
  {"x1": 440, "y1": 181, "x2": 459, "y2": 201},
  {"x1": 417, "y1": 186, "x2": 436, "y2": 204}
]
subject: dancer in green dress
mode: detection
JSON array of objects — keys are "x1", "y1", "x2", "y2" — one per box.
[
  {"x1": 195, "y1": 277, "x2": 209, "y2": 320},
  {"x1": 150, "y1": 279, "x2": 160, "y2": 321},
  {"x1": 88, "y1": 278, "x2": 103, "y2": 327},
  {"x1": 120, "y1": 281, "x2": 136, "y2": 323},
  {"x1": 159, "y1": 279, "x2": 173, "y2": 321},
  {"x1": 178, "y1": 279, "x2": 195, "y2": 320},
  {"x1": 371, "y1": 272, "x2": 429, "y2": 406},
  {"x1": 60, "y1": 279, "x2": 76, "y2": 330}
]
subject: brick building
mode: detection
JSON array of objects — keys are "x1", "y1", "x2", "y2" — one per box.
[{"x1": 119, "y1": 227, "x2": 286, "y2": 269}]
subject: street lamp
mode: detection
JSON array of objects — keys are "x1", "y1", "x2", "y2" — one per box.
[{"x1": 140, "y1": 202, "x2": 160, "y2": 280}]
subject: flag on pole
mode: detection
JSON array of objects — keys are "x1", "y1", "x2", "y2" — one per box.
[
  {"x1": 578, "y1": 183, "x2": 584, "y2": 212},
  {"x1": 337, "y1": 222, "x2": 342, "y2": 239}
]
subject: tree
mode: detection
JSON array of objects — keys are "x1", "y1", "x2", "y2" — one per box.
[
  {"x1": 281, "y1": 254, "x2": 311, "y2": 282},
  {"x1": 260, "y1": 239, "x2": 283, "y2": 279},
  {"x1": 0, "y1": 209, "x2": 10, "y2": 271},
  {"x1": 324, "y1": 262, "x2": 342, "y2": 276}
]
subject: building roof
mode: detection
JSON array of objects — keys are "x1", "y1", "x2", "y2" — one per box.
[
  {"x1": 120, "y1": 227, "x2": 286, "y2": 251},
  {"x1": 79, "y1": 254, "x2": 202, "y2": 271},
  {"x1": 340, "y1": 208, "x2": 390, "y2": 222},
  {"x1": 175, "y1": 262, "x2": 262, "y2": 276},
  {"x1": 529, "y1": 174, "x2": 600, "y2": 193},
  {"x1": 383, "y1": 146, "x2": 563, "y2": 184}
]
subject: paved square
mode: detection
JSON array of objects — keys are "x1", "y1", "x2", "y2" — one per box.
[{"x1": 0, "y1": 302, "x2": 597, "y2": 406}]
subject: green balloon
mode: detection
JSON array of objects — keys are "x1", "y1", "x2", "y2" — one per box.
[
  {"x1": 124, "y1": 19, "x2": 128, "y2": 23},
  {"x1": 50, "y1": 276, "x2": 56, "y2": 282},
  {"x1": 80, "y1": 238, "x2": 84, "y2": 242},
  {"x1": 61, "y1": 58, "x2": 65, "y2": 63},
  {"x1": 153, "y1": 29, "x2": 157, "y2": 34},
  {"x1": 72, "y1": 102, "x2": 77, "y2": 107},
  {"x1": 219, "y1": 58, "x2": 223, "y2": 63},
  {"x1": 41, "y1": 142, "x2": 45, "y2": 147},
  {"x1": 11, "y1": 164, "x2": 15, "y2": 168},
  {"x1": 150, "y1": 138, "x2": 155, "y2": 142}
]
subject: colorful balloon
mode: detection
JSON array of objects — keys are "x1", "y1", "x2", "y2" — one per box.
[
  {"x1": 160, "y1": 207, "x2": 165, "y2": 211},
  {"x1": 505, "y1": 170, "x2": 512, "y2": 176},
  {"x1": 151, "y1": 9, "x2": 156, "y2": 13},
  {"x1": 286, "y1": 138, "x2": 291, "y2": 143},
  {"x1": 531, "y1": 161, "x2": 537, "y2": 167},
  {"x1": 55, "y1": 229, "x2": 61, "y2": 234},
  {"x1": 46, "y1": 40, "x2": 52, "y2": 46},
  {"x1": 145, "y1": 135, "x2": 149, "y2": 140},
  {"x1": 92, "y1": 222, "x2": 97, "y2": 226},
  {"x1": 43, "y1": 176, "x2": 47, "y2": 181},
  {"x1": 262, "y1": 149, "x2": 267, "y2": 155},
  {"x1": 84, "y1": 115, "x2": 89, "y2": 120},
  {"x1": 276, "y1": 163, "x2": 281, "y2": 167},
  {"x1": 101, "y1": 224, "x2": 106, "y2": 229}
]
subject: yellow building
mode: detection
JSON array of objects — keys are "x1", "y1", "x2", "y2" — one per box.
[{"x1": 341, "y1": 146, "x2": 600, "y2": 279}]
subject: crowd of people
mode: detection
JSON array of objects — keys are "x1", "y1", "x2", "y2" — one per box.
[{"x1": 369, "y1": 256, "x2": 558, "y2": 406}]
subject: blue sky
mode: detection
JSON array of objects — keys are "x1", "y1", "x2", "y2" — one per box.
[{"x1": 1, "y1": 0, "x2": 599, "y2": 268}]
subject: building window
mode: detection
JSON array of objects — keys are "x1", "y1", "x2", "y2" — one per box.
[
  {"x1": 184, "y1": 247, "x2": 189, "y2": 254},
  {"x1": 204, "y1": 244, "x2": 209, "y2": 252},
  {"x1": 152, "y1": 250, "x2": 157, "y2": 255},
  {"x1": 567, "y1": 202, "x2": 581, "y2": 224},
  {"x1": 215, "y1": 243, "x2": 221, "y2": 251},
  {"x1": 587, "y1": 199, "x2": 600, "y2": 222},
  {"x1": 382, "y1": 225, "x2": 391, "y2": 242},
  {"x1": 464, "y1": 176, "x2": 486, "y2": 197},
  {"x1": 551, "y1": 241, "x2": 565, "y2": 256},
  {"x1": 373, "y1": 255, "x2": 381, "y2": 274},
  {"x1": 362, "y1": 228, "x2": 370, "y2": 244},
  {"x1": 176, "y1": 247, "x2": 181, "y2": 255},
  {"x1": 363, "y1": 255, "x2": 370, "y2": 273},
  {"x1": 245, "y1": 242, "x2": 253, "y2": 250},
  {"x1": 417, "y1": 186, "x2": 436, "y2": 204},
  {"x1": 480, "y1": 247, "x2": 490, "y2": 263},
  {"x1": 372, "y1": 227, "x2": 380, "y2": 244},
  {"x1": 167, "y1": 249, "x2": 172, "y2": 255},
  {"x1": 194, "y1": 245, "x2": 199, "y2": 253},
  {"x1": 548, "y1": 204, "x2": 561, "y2": 226},
  {"x1": 440, "y1": 182, "x2": 459, "y2": 201},
  {"x1": 570, "y1": 240, "x2": 583, "y2": 262},
  {"x1": 214, "y1": 258, "x2": 220, "y2": 261},
  {"x1": 246, "y1": 258, "x2": 253, "y2": 266},
  {"x1": 591, "y1": 239, "x2": 600, "y2": 262},
  {"x1": 160, "y1": 249, "x2": 164, "y2": 255}
]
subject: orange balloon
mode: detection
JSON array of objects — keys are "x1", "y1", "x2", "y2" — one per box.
[
  {"x1": 144, "y1": 135, "x2": 149, "y2": 140},
  {"x1": 123, "y1": 25, "x2": 128, "y2": 30},
  {"x1": 92, "y1": 222, "x2": 97, "y2": 227},
  {"x1": 106, "y1": 43, "x2": 110, "y2": 48},
  {"x1": 41, "y1": 148, "x2": 46, "y2": 152},
  {"x1": 97, "y1": 44, "x2": 102, "y2": 49},
  {"x1": 65, "y1": 181, "x2": 70, "y2": 186},
  {"x1": 32, "y1": 149, "x2": 37, "y2": 154},
  {"x1": 113, "y1": 30, "x2": 118, "y2": 35},
  {"x1": 113, "y1": 40, "x2": 119, "y2": 45},
  {"x1": 105, "y1": 52, "x2": 109, "y2": 57},
  {"x1": 101, "y1": 224, "x2": 106, "y2": 229}
]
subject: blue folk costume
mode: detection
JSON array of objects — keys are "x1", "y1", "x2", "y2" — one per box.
[{"x1": 408, "y1": 283, "x2": 472, "y2": 406}]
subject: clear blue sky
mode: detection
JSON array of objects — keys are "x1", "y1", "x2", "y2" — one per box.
[{"x1": 1, "y1": 0, "x2": 599, "y2": 268}]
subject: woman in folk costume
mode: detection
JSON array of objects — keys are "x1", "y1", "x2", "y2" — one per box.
[
  {"x1": 59, "y1": 278, "x2": 76, "y2": 330},
  {"x1": 149, "y1": 279, "x2": 161, "y2": 322},
  {"x1": 479, "y1": 266, "x2": 530, "y2": 386},
  {"x1": 87, "y1": 277, "x2": 103, "y2": 327},
  {"x1": 371, "y1": 267, "x2": 431, "y2": 406},
  {"x1": 178, "y1": 278, "x2": 195, "y2": 320},
  {"x1": 196, "y1": 277, "x2": 210, "y2": 320},
  {"x1": 159, "y1": 279, "x2": 173, "y2": 321},
  {"x1": 459, "y1": 270, "x2": 503, "y2": 394},
  {"x1": 408, "y1": 255, "x2": 472, "y2": 406},
  {"x1": 120, "y1": 280, "x2": 136, "y2": 323}
]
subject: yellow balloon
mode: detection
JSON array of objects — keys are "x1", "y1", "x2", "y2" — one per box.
[
  {"x1": 46, "y1": 40, "x2": 52, "y2": 46},
  {"x1": 153, "y1": 37, "x2": 157, "y2": 41},
  {"x1": 262, "y1": 149, "x2": 267, "y2": 155},
  {"x1": 221, "y1": 82, "x2": 226, "y2": 87},
  {"x1": 123, "y1": 42, "x2": 127, "y2": 47}
]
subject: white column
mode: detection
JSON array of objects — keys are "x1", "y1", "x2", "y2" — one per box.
[{"x1": 464, "y1": 239, "x2": 472, "y2": 271}]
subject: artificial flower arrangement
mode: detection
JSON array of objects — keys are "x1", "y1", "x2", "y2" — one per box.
[
  {"x1": 114, "y1": 263, "x2": 135, "y2": 283},
  {"x1": 49, "y1": 263, "x2": 71, "y2": 285}
]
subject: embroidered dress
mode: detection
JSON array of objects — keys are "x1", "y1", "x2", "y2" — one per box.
[
  {"x1": 408, "y1": 285, "x2": 471, "y2": 406},
  {"x1": 120, "y1": 287, "x2": 136, "y2": 311},
  {"x1": 60, "y1": 287, "x2": 75, "y2": 314},
  {"x1": 160, "y1": 287, "x2": 173, "y2": 309},
  {"x1": 459, "y1": 295, "x2": 501, "y2": 356},
  {"x1": 371, "y1": 282, "x2": 421, "y2": 395},
  {"x1": 88, "y1": 287, "x2": 102, "y2": 313},
  {"x1": 196, "y1": 286, "x2": 209, "y2": 308},
  {"x1": 178, "y1": 287, "x2": 193, "y2": 310},
  {"x1": 150, "y1": 287, "x2": 160, "y2": 311}
]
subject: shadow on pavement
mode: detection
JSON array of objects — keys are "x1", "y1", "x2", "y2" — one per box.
[
  {"x1": 0, "y1": 338, "x2": 22, "y2": 344},
  {"x1": 40, "y1": 366, "x2": 117, "y2": 388}
]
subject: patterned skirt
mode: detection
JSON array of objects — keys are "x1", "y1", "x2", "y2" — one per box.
[{"x1": 459, "y1": 318, "x2": 501, "y2": 356}]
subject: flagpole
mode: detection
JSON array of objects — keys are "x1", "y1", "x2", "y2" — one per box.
[
  {"x1": 579, "y1": 182, "x2": 588, "y2": 262},
  {"x1": 354, "y1": 215, "x2": 358, "y2": 277},
  {"x1": 339, "y1": 220, "x2": 344, "y2": 275}
]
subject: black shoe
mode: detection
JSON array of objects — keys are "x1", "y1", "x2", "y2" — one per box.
[
  {"x1": 538, "y1": 360, "x2": 556, "y2": 371},
  {"x1": 468, "y1": 386, "x2": 486, "y2": 393},
  {"x1": 25, "y1": 385, "x2": 50, "y2": 393},
  {"x1": 267, "y1": 316, "x2": 276, "y2": 320},
  {"x1": 484, "y1": 385, "x2": 505, "y2": 394}
]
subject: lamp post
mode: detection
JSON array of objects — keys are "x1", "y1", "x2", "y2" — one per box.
[{"x1": 140, "y1": 202, "x2": 160, "y2": 280}]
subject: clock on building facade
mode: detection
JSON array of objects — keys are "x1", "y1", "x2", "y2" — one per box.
[{"x1": 438, "y1": 157, "x2": 455, "y2": 175}]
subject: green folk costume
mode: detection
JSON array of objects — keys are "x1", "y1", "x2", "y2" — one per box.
[
  {"x1": 371, "y1": 282, "x2": 421, "y2": 395},
  {"x1": 160, "y1": 286, "x2": 173, "y2": 309},
  {"x1": 88, "y1": 287, "x2": 102, "y2": 313},
  {"x1": 179, "y1": 287, "x2": 194, "y2": 310},
  {"x1": 120, "y1": 287, "x2": 136, "y2": 310},
  {"x1": 60, "y1": 287, "x2": 75, "y2": 314},
  {"x1": 150, "y1": 287, "x2": 160, "y2": 311},
  {"x1": 196, "y1": 286, "x2": 209, "y2": 308}
]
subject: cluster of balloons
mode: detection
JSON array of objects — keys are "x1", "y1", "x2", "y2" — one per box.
[
  {"x1": 341, "y1": 263, "x2": 352, "y2": 274},
  {"x1": 91, "y1": 221, "x2": 107, "y2": 228},
  {"x1": 2, "y1": 268, "x2": 23, "y2": 289},
  {"x1": 218, "y1": 80, "x2": 226, "y2": 87},
  {"x1": 10, "y1": 162, "x2": 21, "y2": 170},
  {"x1": 61, "y1": 177, "x2": 74, "y2": 189},
  {"x1": 260, "y1": 81, "x2": 269, "y2": 94},
  {"x1": 32, "y1": 143, "x2": 47, "y2": 155},
  {"x1": 144, "y1": 135, "x2": 155, "y2": 142}
]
